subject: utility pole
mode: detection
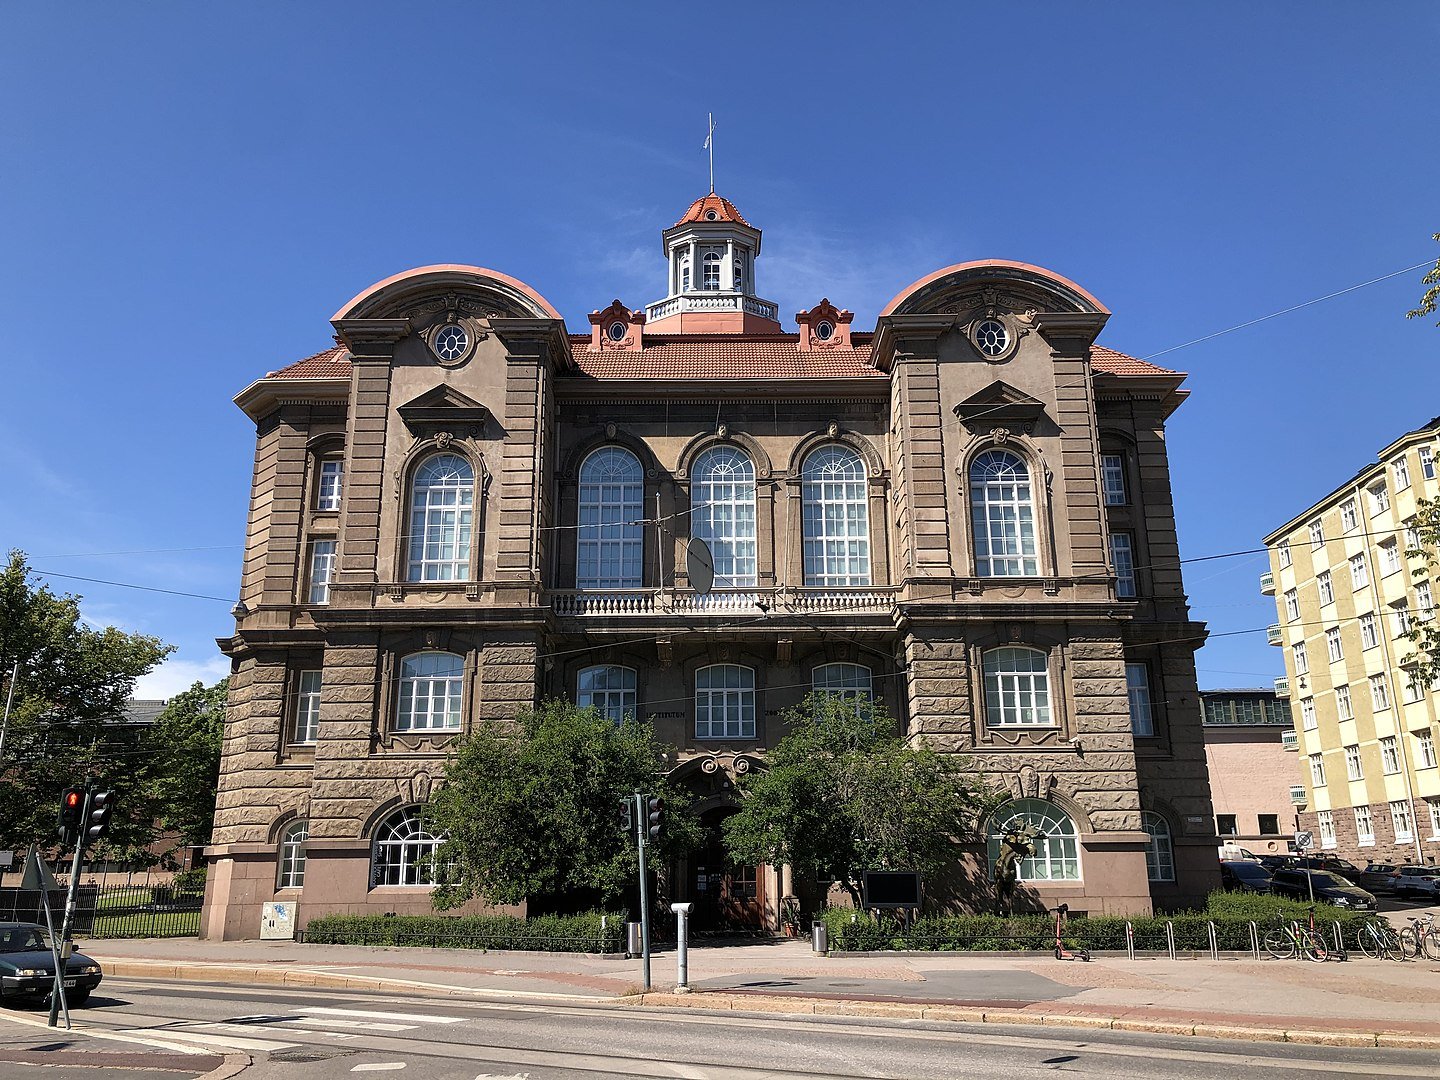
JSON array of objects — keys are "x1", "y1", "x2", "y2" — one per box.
[
  {"x1": 0, "y1": 660, "x2": 19, "y2": 763},
  {"x1": 635, "y1": 791, "x2": 651, "y2": 992}
]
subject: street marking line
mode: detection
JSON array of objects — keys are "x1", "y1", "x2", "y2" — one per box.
[
  {"x1": 0, "y1": 1010, "x2": 213, "y2": 1057},
  {"x1": 304, "y1": 1006, "x2": 466, "y2": 1025},
  {"x1": 117, "y1": 1028, "x2": 296, "y2": 1052},
  {"x1": 475, "y1": 1073, "x2": 530, "y2": 1079},
  {"x1": 351, "y1": 1065, "x2": 407, "y2": 1073},
  {"x1": 292, "y1": 1017, "x2": 417, "y2": 1032}
]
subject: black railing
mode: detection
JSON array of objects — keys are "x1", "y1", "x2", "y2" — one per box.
[{"x1": 0, "y1": 883, "x2": 203, "y2": 939}]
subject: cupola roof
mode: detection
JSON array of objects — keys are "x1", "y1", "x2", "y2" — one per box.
[{"x1": 673, "y1": 193, "x2": 751, "y2": 228}]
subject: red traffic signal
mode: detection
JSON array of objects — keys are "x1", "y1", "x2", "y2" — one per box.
[{"x1": 58, "y1": 787, "x2": 85, "y2": 829}]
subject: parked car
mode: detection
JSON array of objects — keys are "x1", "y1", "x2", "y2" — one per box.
[
  {"x1": 1255, "y1": 854, "x2": 1294, "y2": 871},
  {"x1": 1391, "y1": 865, "x2": 1440, "y2": 900},
  {"x1": 1289, "y1": 855, "x2": 1365, "y2": 882},
  {"x1": 1358, "y1": 863, "x2": 1399, "y2": 893},
  {"x1": 1220, "y1": 860, "x2": 1274, "y2": 893},
  {"x1": 0, "y1": 923, "x2": 103, "y2": 1007},
  {"x1": 1267, "y1": 869, "x2": 1377, "y2": 909}
]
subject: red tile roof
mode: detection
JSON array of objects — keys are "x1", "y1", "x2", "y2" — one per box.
[
  {"x1": 673, "y1": 194, "x2": 751, "y2": 228},
  {"x1": 267, "y1": 345, "x2": 349, "y2": 378},
  {"x1": 1089, "y1": 346, "x2": 1177, "y2": 376}
]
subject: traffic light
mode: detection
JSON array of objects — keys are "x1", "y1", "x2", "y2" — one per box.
[
  {"x1": 646, "y1": 796, "x2": 662, "y2": 841},
  {"x1": 57, "y1": 787, "x2": 85, "y2": 842},
  {"x1": 620, "y1": 797, "x2": 633, "y2": 832},
  {"x1": 85, "y1": 789, "x2": 116, "y2": 843}
]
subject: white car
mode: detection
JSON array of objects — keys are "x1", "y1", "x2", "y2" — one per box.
[{"x1": 1392, "y1": 865, "x2": 1440, "y2": 900}]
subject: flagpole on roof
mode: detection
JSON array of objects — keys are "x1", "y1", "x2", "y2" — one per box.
[{"x1": 705, "y1": 113, "x2": 715, "y2": 194}]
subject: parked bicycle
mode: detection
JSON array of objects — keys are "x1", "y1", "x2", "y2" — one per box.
[
  {"x1": 1263, "y1": 914, "x2": 1328, "y2": 961},
  {"x1": 1355, "y1": 916, "x2": 1404, "y2": 961},
  {"x1": 1398, "y1": 913, "x2": 1440, "y2": 960}
]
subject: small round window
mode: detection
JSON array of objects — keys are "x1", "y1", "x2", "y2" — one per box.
[
  {"x1": 974, "y1": 319, "x2": 1010, "y2": 358},
  {"x1": 607, "y1": 320, "x2": 628, "y2": 342},
  {"x1": 433, "y1": 324, "x2": 470, "y2": 362},
  {"x1": 814, "y1": 320, "x2": 835, "y2": 342},
  {"x1": 705, "y1": 209, "x2": 719, "y2": 220}
]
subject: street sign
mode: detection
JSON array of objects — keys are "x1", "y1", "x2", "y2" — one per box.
[
  {"x1": 0, "y1": 850, "x2": 14, "y2": 870},
  {"x1": 1293, "y1": 831, "x2": 1314, "y2": 852}
]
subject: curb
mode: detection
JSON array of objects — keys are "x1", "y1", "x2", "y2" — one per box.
[{"x1": 633, "y1": 992, "x2": 1440, "y2": 1050}]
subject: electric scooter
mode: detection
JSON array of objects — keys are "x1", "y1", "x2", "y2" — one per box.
[{"x1": 1053, "y1": 903, "x2": 1091, "y2": 961}]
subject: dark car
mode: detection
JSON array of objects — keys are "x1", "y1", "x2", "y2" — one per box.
[
  {"x1": 1268, "y1": 869, "x2": 1377, "y2": 910},
  {"x1": 1294, "y1": 855, "x2": 1365, "y2": 882},
  {"x1": 1358, "y1": 863, "x2": 1399, "y2": 893},
  {"x1": 0, "y1": 923, "x2": 103, "y2": 1007},
  {"x1": 1255, "y1": 854, "x2": 1294, "y2": 871},
  {"x1": 1220, "y1": 860, "x2": 1274, "y2": 893}
]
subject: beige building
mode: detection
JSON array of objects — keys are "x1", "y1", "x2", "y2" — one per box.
[
  {"x1": 1200, "y1": 689, "x2": 1297, "y2": 857},
  {"x1": 1263, "y1": 417, "x2": 1440, "y2": 866},
  {"x1": 202, "y1": 194, "x2": 1219, "y2": 940}
]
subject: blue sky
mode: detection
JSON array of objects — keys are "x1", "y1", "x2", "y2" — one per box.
[{"x1": 1, "y1": 2, "x2": 1435, "y2": 697}]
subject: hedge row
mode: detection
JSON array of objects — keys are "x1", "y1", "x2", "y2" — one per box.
[
  {"x1": 301, "y1": 911, "x2": 627, "y2": 952},
  {"x1": 819, "y1": 893, "x2": 1372, "y2": 952}
]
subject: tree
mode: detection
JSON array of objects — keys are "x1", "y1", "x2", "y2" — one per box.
[
  {"x1": 722, "y1": 693, "x2": 994, "y2": 908},
  {"x1": 140, "y1": 679, "x2": 228, "y2": 851},
  {"x1": 1407, "y1": 233, "x2": 1440, "y2": 324},
  {"x1": 1398, "y1": 501, "x2": 1440, "y2": 691},
  {"x1": 0, "y1": 551, "x2": 172, "y2": 858},
  {"x1": 426, "y1": 699, "x2": 703, "y2": 912}
]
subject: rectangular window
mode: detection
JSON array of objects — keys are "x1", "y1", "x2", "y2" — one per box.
[
  {"x1": 1300, "y1": 697, "x2": 1317, "y2": 730},
  {"x1": 1292, "y1": 640, "x2": 1308, "y2": 675},
  {"x1": 1371, "y1": 673, "x2": 1391, "y2": 711},
  {"x1": 1391, "y1": 800, "x2": 1415, "y2": 843},
  {"x1": 1284, "y1": 588, "x2": 1300, "y2": 621},
  {"x1": 1418, "y1": 730, "x2": 1438, "y2": 770},
  {"x1": 1325, "y1": 626, "x2": 1343, "y2": 663},
  {"x1": 1393, "y1": 600, "x2": 1413, "y2": 636},
  {"x1": 1349, "y1": 552, "x2": 1369, "y2": 590},
  {"x1": 1380, "y1": 539, "x2": 1402, "y2": 576},
  {"x1": 695, "y1": 665, "x2": 757, "y2": 739},
  {"x1": 1405, "y1": 523, "x2": 1422, "y2": 553},
  {"x1": 1394, "y1": 456, "x2": 1411, "y2": 490},
  {"x1": 1354, "y1": 805, "x2": 1375, "y2": 845},
  {"x1": 293, "y1": 670, "x2": 322, "y2": 745},
  {"x1": 1368, "y1": 480, "x2": 1390, "y2": 516},
  {"x1": 1402, "y1": 668, "x2": 1424, "y2": 703},
  {"x1": 984, "y1": 648, "x2": 1053, "y2": 726},
  {"x1": 1310, "y1": 753, "x2": 1326, "y2": 786},
  {"x1": 1418, "y1": 582, "x2": 1435, "y2": 620},
  {"x1": 1101, "y1": 454, "x2": 1127, "y2": 505},
  {"x1": 1216, "y1": 814, "x2": 1237, "y2": 836},
  {"x1": 1126, "y1": 662, "x2": 1154, "y2": 737},
  {"x1": 1335, "y1": 684, "x2": 1354, "y2": 720},
  {"x1": 1277, "y1": 540, "x2": 1292, "y2": 568},
  {"x1": 1308, "y1": 520, "x2": 1324, "y2": 548},
  {"x1": 1110, "y1": 532, "x2": 1136, "y2": 598},
  {"x1": 1359, "y1": 613, "x2": 1378, "y2": 650},
  {"x1": 307, "y1": 540, "x2": 336, "y2": 605},
  {"x1": 1345, "y1": 743, "x2": 1363, "y2": 780},
  {"x1": 1381, "y1": 736, "x2": 1400, "y2": 774},
  {"x1": 1257, "y1": 813, "x2": 1280, "y2": 835},
  {"x1": 316, "y1": 460, "x2": 343, "y2": 511},
  {"x1": 1428, "y1": 797, "x2": 1440, "y2": 838},
  {"x1": 1317, "y1": 571, "x2": 1334, "y2": 606},
  {"x1": 1318, "y1": 809, "x2": 1336, "y2": 848},
  {"x1": 1340, "y1": 500, "x2": 1358, "y2": 532},
  {"x1": 1420, "y1": 445, "x2": 1436, "y2": 480}
]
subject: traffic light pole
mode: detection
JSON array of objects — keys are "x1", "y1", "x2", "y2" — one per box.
[
  {"x1": 48, "y1": 786, "x2": 90, "y2": 1027},
  {"x1": 635, "y1": 792, "x2": 651, "y2": 992}
]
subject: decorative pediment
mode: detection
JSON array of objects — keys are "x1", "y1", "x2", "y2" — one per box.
[
  {"x1": 397, "y1": 385, "x2": 491, "y2": 435},
  {"x1": 951, "y1": 381, "x2": 1047, "y2": 433}
]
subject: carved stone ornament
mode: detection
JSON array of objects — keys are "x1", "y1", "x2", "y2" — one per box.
[
  {"x1": 716, "y1": 422, "x2": 728, "y2": 438},
  {"x1": 826, "y1": 420, "x2": 840, "y2": 438},
  {"x1": 435, "y1": 431, "x2": 455, "y2": 450},
  {"x1": 656, "y1": 637, "x2": 674, "y2": 667},
  {"x1": 605, "y1": 422, "x2": 617, "y2": 439},
  {"x1": 700, "y1": 756, "x2": 720, "y2": 775},
  {"x1": 990, "y1": 427, "x2": 1011, "y2": 444},
  {"x1": 413, "y1": 772, "x2": 433, "y2": 803},
  {"x1": 1019, "y1": 764, "x2": 1039, "y2": 799},
  {"x1": 733, "y1": 755, "x2": 753, "y2": 775}
]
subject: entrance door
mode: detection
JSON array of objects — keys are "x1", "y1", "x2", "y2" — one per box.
[{"x1": 688, "y1": 809, "x2": 765, "y2": 931}]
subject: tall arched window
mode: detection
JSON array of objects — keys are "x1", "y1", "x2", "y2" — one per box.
[
  {"x1": 578, "y1": 664, "x2": 637, "y2": 724},
  {"x1": 812, "y1": 662, "x2": 873, "y2": 701},
  {"x1": 1143, "y1": 811, "x2": 1175, "y2": 882},
  {"x1": 407, "y1": 453, "x2": 474, "y2": 582},
  {"x1": 680, "y1": 255, "x2": 692, "y2": 292},
  {"x1": 696, "y1": 664, "x2": 756, "y2": 739},
  {"x1": 969, "y1": 450, "x2": 1039, "y2": 576},
  {"x1": 396, "y1": 652, "x2": 464, "y2": 732},
  {"x1": 983, "y1": 647, "x2": 1052, "y2": 726},
  {"x1": 277, "y1": 819, "x2": 308, "y2": 890},
  {"x1": 702, "y1": 251, "x2": 722, "y2": 290},
  {"x1": 987, "y1": 799, "x2": 1080, "y2": 881},
  {"x1": 577, "y1": 447, "x2": 644, "y2": 589},
  {"x1": 371, "y1": 807, "x2": 447, "y2": 886},
  {"x1": 692, "y1": 447, "x2": 757, "y2": 588},
  {"x1": 801, "y1": 445, "x2": 870, "y2": 586},
  {"x1": 732, "y1": 250, "x2": 746, "y2": 292}
]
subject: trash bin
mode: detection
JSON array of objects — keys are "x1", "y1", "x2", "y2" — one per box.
[
  {"x1": 812, "y1": 922, "x2": 828, "y2": 955},
  {"x1": 626, "y1": 921, "x2": 642, "y2": 958}
]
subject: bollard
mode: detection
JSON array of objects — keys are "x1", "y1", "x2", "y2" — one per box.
[
  {"x1": 1125, "y1": 921, "x2": 1135, "y2": 961},
  {"x1": 813, "y1": 921, "x2": 828, "y2": 955},
  {"x1": 626, "y1": 921, "x2": 642, "y2": 959},
  {"x1": 1249, "y1": 920, "x2": 1259, "y2": 960},
  {"x1": 670, "y1": 903, "x2": 692, "y2": 992},
  {"x1": 1332, "y1": 921, "x2": 1346, "y2": 960},
  {"x1": 1165, "y1": 920, "x2": 1176, "y2": 960},
  {"x1": 1207, "y1": 921, "x2": 1218, "y2": 960}
]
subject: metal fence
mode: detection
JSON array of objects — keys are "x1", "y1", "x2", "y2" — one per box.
[{"x1": 0, "y1": 883, "x2": 203, "y2": 939}]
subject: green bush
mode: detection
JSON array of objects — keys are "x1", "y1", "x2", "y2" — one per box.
[
  {"x1": 171, "y1": 867, "x2": 207, "y2": 893},
  {"x1": 301, "y1": 911, "x2": 626, "y2": 953}
]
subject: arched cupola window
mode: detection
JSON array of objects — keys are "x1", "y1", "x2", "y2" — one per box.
[
  {"x1": 969, "y1": 450, "x2": 1039, "y2": 576},
  {"x1": 702, "y1": 251, "x2": 722, "y2": 291}
]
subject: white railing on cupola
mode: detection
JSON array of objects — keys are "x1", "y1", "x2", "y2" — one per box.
[{"x1": 644, "y1": 293, "x2": 779, "y2": 323}]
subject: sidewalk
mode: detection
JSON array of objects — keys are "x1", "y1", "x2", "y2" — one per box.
[{"x1": 80, "y1": 935, "x2": 1440, "y2": 1049}]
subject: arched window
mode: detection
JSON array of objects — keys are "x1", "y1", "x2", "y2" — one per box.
[
  {"x1": 969, "y1": 450, "x2": 1039, "y2": 576},
  {"x1": 1143, "y1": 812, "x2": 1175, "y2": 882},
  {"x1": 691, "y1": 447, "x2": 757, "y2": 588},
  {"x1": 987, "y1": 799, "x2": 1080, "y2": 881},
  {"x1": 680, "y1": 255, "x2": 691, "y2": 292},
  {"x1": 277, "y1": 819, "x2": 308, "y2": 889},
  {"x1": 578, "y1": 665, "x2": 637, "y2": 725},
  {"x1": 407, "y1": 453, "x2": 474, "y2": 582},
  {"x1": 577, "y1": 447, "x2": 644, "y2": 589},
  {"x1": 371, "y1": 807, "x2": 447, "y2": 886},
  {"x1": 696, "y1": 664, "x2": 756, "y2": 739},
  {"x1": 396, "y1": 652, "x2": 464, "y2": 732},
  {"x1": 702, "y1": 251, "x2": 722, "y2": 290},
  {"x1": 801, "y1": 445, "x2": 870, "y2": 586},
  {"x1": 983, "y1": 647, "x2": 1051, "y2": 726},
  {"x1": 732, "y1": 250, "x2": 746, "y2": 292},
  {"x1": 812, "y1": 662, "x2": 873, "y2": 701}
]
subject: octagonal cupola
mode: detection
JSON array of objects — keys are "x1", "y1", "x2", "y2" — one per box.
[{"x1": 645, "y1": 193, "x2": 781, "y2": 333}]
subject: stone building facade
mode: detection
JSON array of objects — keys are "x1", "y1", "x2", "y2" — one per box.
[{"x1": 201, "y1": 194, "x2": 1218, "y2": 939}]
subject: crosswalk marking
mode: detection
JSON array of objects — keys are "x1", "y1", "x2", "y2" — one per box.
[
  {"x1": 351, "y1": 1065, "x2": 406, "y2": 1073},
  {"x1": 287, "y1": 1016, "x2": 417, "y2": 1032},
  {"x1": 474, "y1": 1073, "x2": 530, "y2": 1079},
  {"x1": 121, "y1": 1029, "x2": 297, "y2": 1052},
  {"x1": 305, "y1": 1006, "x2": 466, "y2": 1025}
]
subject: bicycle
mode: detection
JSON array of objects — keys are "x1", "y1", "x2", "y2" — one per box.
[
  {"x1": 1399, "y1": 913, "x2": 1440, "y2": 960},
  {"x1": 1263, "y1": 916, "x2": 1327, "y2": 960},
  {"x1": 1355, "y1": 916, "x2": 1404, "y2": 961}
]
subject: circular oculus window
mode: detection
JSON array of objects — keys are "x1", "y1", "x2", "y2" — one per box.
[
  {"x1": 432, "y1": 323, "x2": 470, "y2": 362},
  {"x1": 814, "y1": 320, "x2": 835, "y2": 342},
  {"x1": 607, "y1": 320, "x2": 628, "y2": 341},
  {"x1": 704, "y1": 209, "x2": 719, "y2": 220},
  {"x1": 973, "y1": 318, "x2": 1011, "y2": 358}
]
